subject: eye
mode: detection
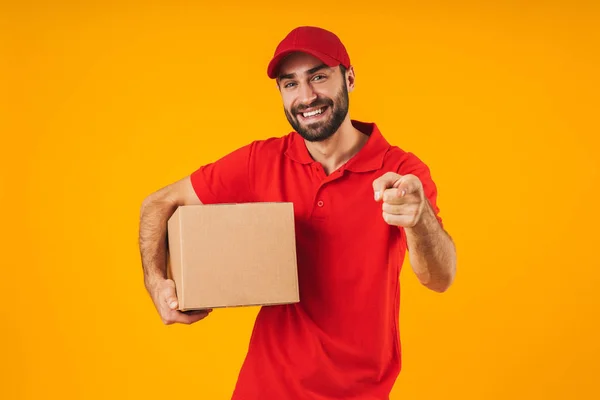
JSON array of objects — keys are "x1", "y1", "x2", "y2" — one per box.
[
  {"x1": 284, "y1": 81, "x2": 297, "y2": 89},
  {"x1": 312, "y1": 74, "x2": 326, "y2": 82}
]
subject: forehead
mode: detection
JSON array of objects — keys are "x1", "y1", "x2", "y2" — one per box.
[{"x1": 277, "y1": 52, "x2": 328, "y2": 77}]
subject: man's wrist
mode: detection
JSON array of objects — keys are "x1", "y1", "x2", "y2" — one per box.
[
  {"x1": 144, "y1": 270, "x2": 167, "y2": 291},
  {"x1": 405, "y1": 200, "x2": 438, "y2": 238}
]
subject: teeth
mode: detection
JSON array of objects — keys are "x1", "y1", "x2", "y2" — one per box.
[{"x1": 303, "y1": 108, "x2": 324, "y2": 118}]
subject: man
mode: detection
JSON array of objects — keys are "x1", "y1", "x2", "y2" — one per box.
[{"x1": 139, "y1": 26, "x2": 456, "y2": 399}]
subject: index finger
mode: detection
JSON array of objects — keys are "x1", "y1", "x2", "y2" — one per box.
[
  {"x1": 394, "y1": 175, "x2": 421, "y2": 198},
  {"x1": 373, "y1": 172, "x2": 402, "y2": 201}
]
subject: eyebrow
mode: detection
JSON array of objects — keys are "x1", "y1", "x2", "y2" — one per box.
[{"x1": 278, "y1": 64, "x2": 330, "y2": 81}]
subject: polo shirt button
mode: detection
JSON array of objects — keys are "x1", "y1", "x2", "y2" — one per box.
[{"x1": 317, "y1": 200, "x2": 324, "y2": 207}]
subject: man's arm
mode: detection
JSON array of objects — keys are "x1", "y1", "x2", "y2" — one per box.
[
  {"x1": 139, "y1": 176, "x2": 210, "y2": 324},
  {"x1": 404, "y1": 197, "x2": 456, "y2": 292},
  {"x1": 373, "y1": 172, "x2": 456, "y2": 293}
]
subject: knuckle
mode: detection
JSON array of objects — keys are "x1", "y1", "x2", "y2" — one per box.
[{"x1": 164, "y1": 284, "x2": 175, "y2": 294}]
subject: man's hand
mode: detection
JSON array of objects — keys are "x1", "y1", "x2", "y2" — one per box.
[
  {"x1": 140, "y1": 176, "x2": 211, "y2": 324},
  {"x1": 372, "y1": 172, "x2": 428, "y2": 228},
  {"x1": 373, "y1": 171, "x2": 456, "y2": 292},
  {"x1": 147, "y1": 278, "x2": 212, "y2": 325}
]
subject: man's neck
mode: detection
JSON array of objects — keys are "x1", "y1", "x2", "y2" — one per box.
[{"x1": 305, "y1": 118, "x2": 369, "y2": 175}]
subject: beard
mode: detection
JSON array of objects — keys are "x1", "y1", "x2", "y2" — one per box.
[{"x1": 284, "y1": 83, "x2": 349, "y2": 143}]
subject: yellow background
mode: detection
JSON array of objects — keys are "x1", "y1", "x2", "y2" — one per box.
[{"x1": 2, "y1": 1, "x2": 599, "y2": 399}]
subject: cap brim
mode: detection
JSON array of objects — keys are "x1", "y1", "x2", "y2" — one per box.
[{"x1": 267, "y1": 48, "x2": 341, "y2": 79}]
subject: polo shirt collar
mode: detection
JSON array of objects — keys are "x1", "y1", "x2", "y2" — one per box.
[{"x1": 284, "y1": 120, "x2": 390, "y2": 172}]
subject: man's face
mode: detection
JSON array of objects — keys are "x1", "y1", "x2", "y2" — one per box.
[{"x1": 277, "y1": 53, "x2": 351, "y2": 142}]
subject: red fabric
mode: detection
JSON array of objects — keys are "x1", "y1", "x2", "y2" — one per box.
[
  {"x1": 267, "y1": 26, "x2": 351, "y2": 79},
  {"x1": 190, "y1": 120, "x2": 442, "y2": 400}
]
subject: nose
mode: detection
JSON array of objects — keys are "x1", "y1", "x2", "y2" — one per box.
[{"x1": 298, "y1": 82, "x2": 317, "y2": 106}]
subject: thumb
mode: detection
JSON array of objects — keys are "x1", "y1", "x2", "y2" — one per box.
[
  {"x1": 163, "y1": 281, "x2": 179, "y2": 310},
  {"x1": 373, "y1": 172, "x2": 402, "y2": 201},
  {"x1": 167, "y1": 297, "x2": 178, "y2": 310}
]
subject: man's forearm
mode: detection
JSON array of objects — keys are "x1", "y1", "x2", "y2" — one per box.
[
  {"x1": 139, "y1": 196, "x2": 177, "y2": 290},
  {"x1": 405, "y1": 201, "x2": 456, "y2": 293}
]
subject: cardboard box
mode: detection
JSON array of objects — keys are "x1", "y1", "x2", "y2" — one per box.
[{"x1": 166, "y1": 202, "x2": 300, "y2": 311}]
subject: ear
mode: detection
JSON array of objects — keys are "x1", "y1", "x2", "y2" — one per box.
[{"x1": 346, "y1": 66, "x2": 355, "y2": 93}]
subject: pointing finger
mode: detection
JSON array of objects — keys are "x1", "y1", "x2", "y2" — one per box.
[
  {"x1": 373, "y1": 172, "x2": 402, "y2": 201},
  {"x1": 393, "y1": 174, "x2": 421, "y2": 198},
  {"x1": 383, "y1": 188, "x2": 411, "y2": 204}
]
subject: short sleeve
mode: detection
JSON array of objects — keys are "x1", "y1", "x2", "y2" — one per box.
[
  {"x1": 189, "y1": 142, "x2": 256, "y2": 204},
  {"x1": 398, "y1": 152, "x2": 443, "y2": 228}
]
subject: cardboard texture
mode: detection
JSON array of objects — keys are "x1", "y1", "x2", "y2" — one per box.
[{"x1": 167, "y1": 203, "x2": 300, "y2": 311}]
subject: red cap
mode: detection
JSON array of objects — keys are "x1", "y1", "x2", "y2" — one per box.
[{"x1": 267, "y1": 26, "x2": 351, "y2": 79}]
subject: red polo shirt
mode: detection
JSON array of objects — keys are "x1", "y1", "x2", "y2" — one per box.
[{"x1": 190, "y1": 120, "x2": 442, "y2": 400}]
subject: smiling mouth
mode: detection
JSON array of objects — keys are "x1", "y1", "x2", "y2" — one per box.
[{"x1": 298, "y1": 106, "x2": 328, "y2": 120}]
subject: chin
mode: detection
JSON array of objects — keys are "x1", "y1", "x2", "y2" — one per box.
[{"x1": 298, "y1": 128, "x2": 336, "y2": 143}]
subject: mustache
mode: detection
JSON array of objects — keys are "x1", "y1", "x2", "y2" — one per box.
[{"x1": 293, "y1": 98, "x2": 334, "y2": 113}]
